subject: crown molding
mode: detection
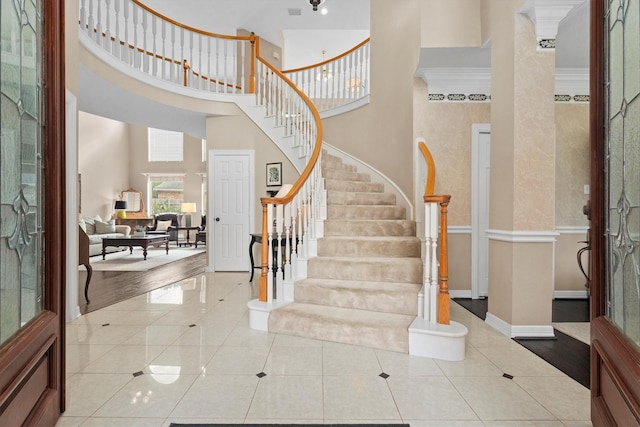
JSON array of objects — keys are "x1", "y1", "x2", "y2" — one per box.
[
  {"x1": 416, "y1": 67, "x2": 491, "y2": 101},
  {"x1": 518, "y1": 0, "x2": 586, "y2": 49}
]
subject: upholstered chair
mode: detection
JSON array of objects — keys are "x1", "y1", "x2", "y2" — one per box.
[
  {"x1": 195, "y1": 215, "x2": 206, "y2": 248},
  {"x1": 146, "y1": 213, "x2": 181, "y2": 243}
]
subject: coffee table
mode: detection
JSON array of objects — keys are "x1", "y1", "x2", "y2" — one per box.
[{"x1": 102, "y1": 234, "x2": 169, "y2": 260}]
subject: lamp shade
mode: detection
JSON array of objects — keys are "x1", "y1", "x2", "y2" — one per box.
[
  {"x1": 114, "y1": 200, "x2": 128, "y2": 210},
  {"x1": 181, "y1": 202, "x2": 196, "y2": 213}
]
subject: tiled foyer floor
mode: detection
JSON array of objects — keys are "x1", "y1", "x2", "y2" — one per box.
[{"x1": 57, "y1": 272, "x2": 592, "y2": 426}]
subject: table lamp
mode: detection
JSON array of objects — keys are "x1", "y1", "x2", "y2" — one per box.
[
  {"x1": 181, "y1": 202, "x2": 196, "y2": 227},
  {"x1": 114, "y1": 200, "x2": 128, "y2": 219}
]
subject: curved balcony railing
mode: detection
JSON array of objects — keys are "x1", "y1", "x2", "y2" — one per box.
[
  {"x1": 79, "y1": 0, "x2": 255, "y2": 93},
  {"x1": 281, "y1": 38, "x2": 370, "y2": 113}
]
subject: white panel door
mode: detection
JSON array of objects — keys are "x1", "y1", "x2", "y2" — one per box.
[
  {"x1": 212, "y1": 151, "x2": 252, "y2": 271},
  {"x1": 472, "y1": 124, "x2": 491, "y2": 299}
]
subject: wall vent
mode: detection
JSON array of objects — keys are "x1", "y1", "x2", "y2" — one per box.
[{"x1": 288, "y1": 8, "x2": 302, "y2": 16}]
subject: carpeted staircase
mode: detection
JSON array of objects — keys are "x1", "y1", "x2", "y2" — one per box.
[{"x1": 268, "y1": 152, "x2": 423, "y2": 353}]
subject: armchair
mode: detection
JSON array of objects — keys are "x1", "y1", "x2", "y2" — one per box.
[
  {"x1": 195, "y1": 215, "x2": 206, "y2": 248},
  {"x1": 146, "y1": 213, "x2": 181, "y2": 244}
]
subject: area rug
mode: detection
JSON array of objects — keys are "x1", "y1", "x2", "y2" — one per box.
[{"x1": 83, "y1": 246, "x2": 205, "y2": 272}]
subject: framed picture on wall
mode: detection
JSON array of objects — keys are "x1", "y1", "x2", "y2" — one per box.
[{"x1": 266, "y1": 162, "x2": 282, "y2": 187}]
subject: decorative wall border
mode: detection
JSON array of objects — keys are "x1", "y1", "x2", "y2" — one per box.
[{"x1": 486, "y1": 229, "x2": 559, "y2": 243}]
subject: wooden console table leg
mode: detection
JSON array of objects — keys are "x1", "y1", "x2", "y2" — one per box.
[{"x1": 83, "y1": 263, "x2": 93, "y2": 303}]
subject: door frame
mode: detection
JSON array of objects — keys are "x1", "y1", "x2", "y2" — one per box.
[
  {"x1": 589, "y1": 0, "x2": 640, "y2": 425},
  {"x1": 471, "y1": 124, "x2": 490, "y2": 299},
  {"x1": 208, "y1": 149, "x2": 255, "y2": 272}
]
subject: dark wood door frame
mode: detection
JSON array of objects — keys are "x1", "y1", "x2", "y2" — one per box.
[
  {"x1": 0, "y1": 1, "x2": 66, "y2": 425},
  {"x1": 589, "y1": 0, "x2": 640, "y2": 425}
]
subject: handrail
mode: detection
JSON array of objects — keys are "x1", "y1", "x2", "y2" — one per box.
[
  {"x1": 281, "y1": 38, "x2": 371, "y2": 74},
  {"x1": 281, "y1": 38, "x2": 370, "y2": 112},
  {"x1": 131, "y1": 0, "x2": 253, "y2": 41},
  {"x1": 254, "y1": 35, "x2": 325, "y2": 303},
  {"x1": 418, "y1": 141, "x2": 436, "y2": 196}
]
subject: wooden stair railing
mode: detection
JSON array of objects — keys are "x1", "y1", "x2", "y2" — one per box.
[
  {"x1": 419, "y1": 140, "x2": 451, "y2": 325},
  {"x1": 254, "y1": 36, "x2": 325, "y2": 303},
  {"x1": 80, "y1": 0, "x2": 255, "y2": 93},
  {"x1": 281, "y1": 38, "x2": 370, "y2": 112}
]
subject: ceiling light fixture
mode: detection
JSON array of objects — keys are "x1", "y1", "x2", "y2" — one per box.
[{"x1": 309, "y1": 0, "x2": 325, "y2": 12}]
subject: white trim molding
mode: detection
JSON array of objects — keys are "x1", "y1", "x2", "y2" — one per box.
[
  {"x1": 554, "y1": 290, "x2": 589, "y2": 299},
  {"x1": 448, "y1": 226, "x2": 472, "y2": 234},
  {"x1": 556, "y1": 225, "x2": 589, "y2": 235},
  {"x1": 486, "y1": 312, "x2": 556, "y2": 338},
  {"x1": 450, "y1": 290, "x2": 472, "y2": 299},
  {"x1": 555, "y1": 68, "x2": 589, "y2": 100},
  {"x1": 417, "y1": 67, "x2": 491, "y2": 102},
  {"x1": 518, "y1": 0, "x2": 586, "y2": 49},
  {"x1": 486, "y1": 229, "x2": 559, "y2": 243}
]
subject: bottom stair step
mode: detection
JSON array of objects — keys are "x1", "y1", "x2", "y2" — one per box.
[{"x1": 268, "y1": 302, "x2": 415, "y2": 353}]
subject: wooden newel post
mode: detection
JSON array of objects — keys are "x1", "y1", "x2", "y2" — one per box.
[
  {"x1": 437, "y1": 195, "x2": 451, "y2": 325},
  {"x1": 259, "y1": 202, "x2": 268, "y2": 302},
  {"x1": 182, "y1": 59, "x2": 190, "y2": 86},
  {"x1": 249, "y1": 33, "x2": 256, "y2": 94}
]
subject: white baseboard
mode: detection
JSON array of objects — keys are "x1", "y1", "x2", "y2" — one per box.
[
  {"x1": 449, "y1": 290, "x2": 472, "y2": 299},
  {"x1": 485, "y1": 312, "x2": 555, "y2": 338},
  {"x1": 554, "y1": 290, "x2": 588, "y2": 299}
]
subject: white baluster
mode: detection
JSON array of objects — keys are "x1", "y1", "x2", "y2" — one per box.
[
  {"x1": 104, "y1": 0, "x2": 112, "y2": 51},
  {"x1": 113, "y1": 0, "x2": 121, "y2": 58},
  {"x1": 142, "y1": 10, "x2": 149, "y2": 73},
  {"x1": 267, "y1": 202, "x2": 274, "y2": 302},
  {"x1": 122, "y1": 0, "x2": 130, "y2": 64},
  {"x1": 275, "y1": 203, "x2": 284, "y2": 299},
  {"x1": 80, "y1": 0, "x2": 87, "y2": 31},
  {"x1": 151, "y1": 14, "x2": 158, "y2": 77},
  {"x1": 206, "y1": 37, "x2": 212, "y2": 91},
  {"x1": 94, "y1": 0, "x2": 102, "y2": 44},
  {"x1": 132, "y1": 4, "x2": 140, "y2": 69}
]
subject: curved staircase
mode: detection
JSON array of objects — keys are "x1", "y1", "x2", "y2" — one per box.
[{"x1": 268, "y1": 152, "x2": 422, "y2": 353}]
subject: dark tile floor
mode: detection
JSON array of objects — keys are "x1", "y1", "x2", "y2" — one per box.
[{"x1": 453, "y1": 298, "x2": 590, "y2": 389}]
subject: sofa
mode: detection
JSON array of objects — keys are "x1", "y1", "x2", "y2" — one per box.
[{"x1": 79, "y1": 214, "x2": 131, "y2": 256}]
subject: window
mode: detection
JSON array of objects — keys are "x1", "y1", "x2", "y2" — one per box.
[
  {"x1": 148, "y1": 128, "x2": 183, "y2": 162},
  {"x1": 147, "y1": 175, "x2": 184, "y2": 214}
]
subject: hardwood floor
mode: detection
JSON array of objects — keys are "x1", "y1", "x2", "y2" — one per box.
[{"x1": 78, "y1": 251, "x2": 207, "y2": 314}]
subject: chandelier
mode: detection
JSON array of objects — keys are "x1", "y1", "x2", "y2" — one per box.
[{"x1": 317, "y1": 50, "x2": 332, "y2": 82}]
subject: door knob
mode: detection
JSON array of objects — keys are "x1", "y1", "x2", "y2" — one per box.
[{"x1": 215, "y1": 217, "x2": 220, "y2": 221}]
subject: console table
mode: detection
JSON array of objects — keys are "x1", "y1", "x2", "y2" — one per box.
[{"x1": 249, "y1": 233, "x2": 295, "y2": 281}]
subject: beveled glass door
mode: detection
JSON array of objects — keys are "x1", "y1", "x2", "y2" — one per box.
[
  {"x1": 1, "y1": 0, "x2": 45, "y2": 345},
  {"x1": 590, "y1": 0, "x2": 640, "y2": 425},
  {"x1": 0, "y1": 1, "x2": 65, "y2": 424}
]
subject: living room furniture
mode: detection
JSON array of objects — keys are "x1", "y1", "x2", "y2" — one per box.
[
  {"x1": 101, "y1": 234, "x2": 170, "y2": 260},
  {"x1": 174, "y1": 226, "x2": 200, "y2": 247},
  {"x1": 195, "y1": 215, "x2": 206, "y2": 248},
  {"x1": 146, "y1": 213, "x2": 181, "y2": 244},
  {"x1": 115, "y1": 217, "x2": 153, "y2": 227},
  {"x1": 78, "y1": 225, "x2": 93, "y2": 303},
  {"x1": 181, "y1": 202, "x2": 196, "y2": 227},
  {"x1": 114, "y1": 200, "x2": 128, "y2": 218},
  {"x1": 79, "y1": 214, "x2": 132, "y2": 256}
]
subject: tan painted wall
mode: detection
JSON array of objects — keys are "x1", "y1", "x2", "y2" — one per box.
[
  {"x1": 511, "y1": 242, "x2": 554, "y2": 325},
  {"x1": 205, "y1": 115, "x2": 298, "y2": 234},
  {"x1": 322, "y1": 0, "x2": 420, "y2": 200},
  {"x1": 449, "y1": 234, "x2": 472, "y2": 292},
  {"x1": 556, "y1": 103, "x2": 590, "y2": 227},
  {"x1": 78, "y1": 112, "x2": 130, "y2": 219},
  {"x1": 128, "y1": 125, "x2": 206, "y2": 220},
  {"x1": 556, "y1": 232, "x2": 589, "y2": 293},
  {"x1": 66, "y1": 0, "x2": 79, "y2": 95},
  {"x1": 420, "y1": 0, "x2": 482, "y2": 48}
]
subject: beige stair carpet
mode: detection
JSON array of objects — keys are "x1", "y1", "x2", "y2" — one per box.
[{"x1": 269, "y1": 152, "x2": 422, "y2": 353}]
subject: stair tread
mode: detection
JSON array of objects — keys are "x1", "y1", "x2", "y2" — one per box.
[{"x1": 298, "y1": 277, "x2": 422, "y2": 292}]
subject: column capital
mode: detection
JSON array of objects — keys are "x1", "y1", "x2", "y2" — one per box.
[{"x1": 518, "y1": 0, "x2": 586, "y2": 49}]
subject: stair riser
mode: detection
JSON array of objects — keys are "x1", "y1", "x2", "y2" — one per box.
[
  {"x1": 324, "y1": 220, "x2": 416, "y2": 237},
  {"x1": 325, "y1": 180, "x2": 384, "y2": 193},
  {"x1": 295, "y1": 283, "x2": 419, "y2": 316},
  {"x1": 327, "y1": 205, "x2": 406, "y2": 220},
  {"x1": 318, "y1": 239, "x2": 420, "y2": 258},
  {"x1": 308, "y1": 258, "x2": 423, "y2": 283},
  {"x1": 327, "y1": 192, "x2": 396, "y2": 206},
  {"x1": 322, "y1": 162, "x2": 357, "y2": 173},
  {"x1": 323, "y1": 170, "x2": 371, "y2": 182},
  {"x1": 269, "y1": 311, "x2": 409, "y2": 353}
]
